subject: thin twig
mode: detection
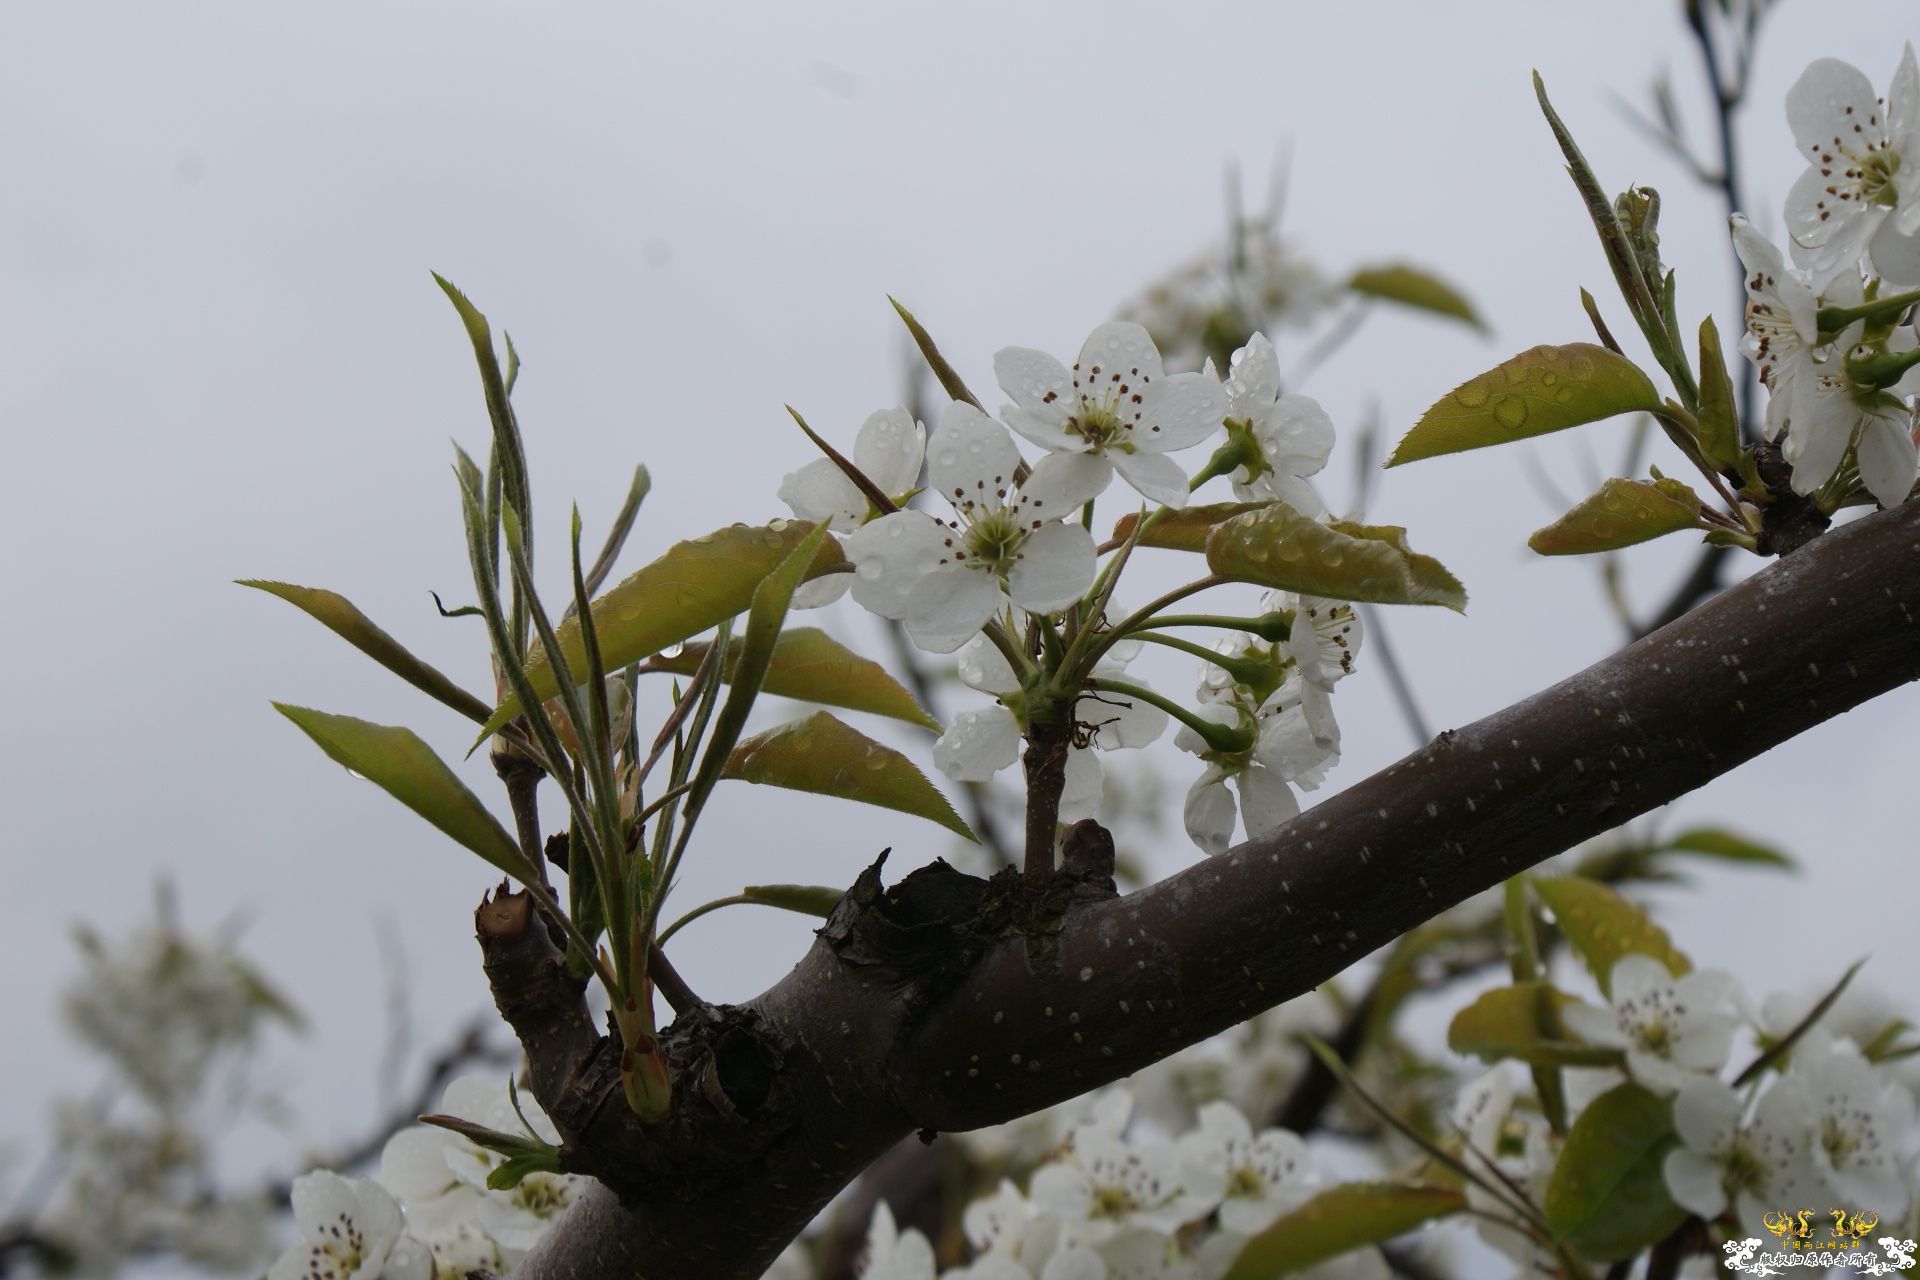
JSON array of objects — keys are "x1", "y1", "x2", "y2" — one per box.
[
  {"x1": 1356, "y1": 603, "x2": 1433, "y2": 747},
  {"x1": 648, "y1": 942, "x2": 703, "y2": 1016}
]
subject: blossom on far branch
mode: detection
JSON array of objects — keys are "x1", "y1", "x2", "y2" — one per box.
[
  {"x1": 267, "y1": 1172, "x2": 430, "y2": 1280},
  {"x1": 994, "y1": 320, "x2": 1227, "y2": 508},
  {"x1": 844, "y1": 402, "x2": 1107, "y2": 653}
]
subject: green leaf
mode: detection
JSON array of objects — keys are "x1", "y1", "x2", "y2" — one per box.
[
  {"x1": 1526, "y1": 476, "x2": 1705, "y2": 556},
  {"x1": 739, "y1": 884, "x2": 844, "y2": 916},
  {"x1": 273, "y1": 704, "x2": 528, "y2": 879},
  {"x1": 889, "y1": 296, "x2": 984, "y2": 411},
  {"x1": 1388, "y1": 343, "x2": 1661, "y2": 467},
  {"x1": 240, "y1": 581, "x2": 492, "y2": 722},
  {"x1": 1659, "y1": 826, "x2": 1794, "y2": 869},
  {"x1": 722, "y1": 711, "x2": 974, "y2": 841},
  {"x1": 683, "y1": 524, "x2": 830, "y2": 824},
  {"x1": 1530, "y1": 876, "x2": 1690, "y2": 996},
  {"x1": 1347, "y1": 264, "x2": 1485, "y2": 330},
  {"x1": 651, "y1": 628, "x2": 939, "y2": 731},
  {"x1": 477, "y1": 521, "x2": 847, "y2": 739},
  {"x1": 1206, "y1": 505, "x2": 1467, "y2": 611},
  {"x1": 433, "y1": 275, "x2": 531, "y2": 531},
  {"x1": 1110, "y1": 502, "x2": 1270, "y2": 553},
  {"x1": 1544, "y1": 1083, "x2": 1685, "y2": 1261},
  {"x1": 1224, "y1": 1182, "x2": 1466, "y2": 1279},
  {"x1": 1448, "y1": 983, "x2": 1622, "y2": 1067},
  {"x1": 1695, "y1": 316, "x2": 1743, "y2": 471}
]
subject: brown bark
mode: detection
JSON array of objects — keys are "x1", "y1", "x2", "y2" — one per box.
[{"x1": 483, "y1": 501, "x2": 1920, "y2": 1279}]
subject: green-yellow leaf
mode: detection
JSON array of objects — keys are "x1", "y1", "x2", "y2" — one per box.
[
  {"x1": 1224, "y1": 1182, "x2": 1466, "y2": 1279},
  {"x1": 478, "y1": 521, "x2": 846, "y2": 738},
  {"x1": 1206, "y1": 505, "x2": 1467, "y2": 611},
  {"x1": 1110, "y1": 503, "x2": 1269, "y2": 553},
  {"x1": 1659, "y1": 826, "x2": 1794, "y2": 869},
  {"x1": 1695, "y1": 315, "x2": 1742, "y2": 472},
  {"x1": 1526, "y1": 476, "x2": 1705, "y2": 556},
  {"x1": 274, "y1": 704, "x2": 528, "y2": 879},
  {"x1": 1389, "y1": 343, "x2": 1662, "y2": 467},
  {"x1": 1530, "y1": 875, "x2": 1690, "y2": 996},
  {"x1": 740, "y1": 884, "x2": 844, "y2": 917},
  {"x1": 1347, "y1": 263, "x2": 1485, "y2": 330},
  {"x1": 1448, "y1": 983, "x2": 1621, "y2": 1068},
  {"x1": 651, "y1": 628, "x2": 939, "y2": 731},
  {"x1": 1544, "y1": 1083, "x2": 1684, "y2": 1261},
  {"x1": 241, "y1": 581, "x2": 491, "y2": 722},
  {"x1": 722, "y1": 711, "x2": 974, "y2": 841}
]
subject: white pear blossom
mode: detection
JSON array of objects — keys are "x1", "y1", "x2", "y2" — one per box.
[
  {"x1": 412, "y1": 1076, "x2": 587, "y2": 1257},
  {"x1": 780, "y1": 407, "x2": 927, "y2": 532},
  {"x1": 1451, "y1": 1067, "x2": 1561, "y2": 1275},
  {"x1": 995, "y1": 321, "x2": 1227, "y2": 508},
  {"x1": 932, "y1": 631, "x2": 1167, "y2": 822},
  {"x1": 1662, "y1": 1075, "x2": 1819, "y2": 1225},
  {"x1": 1731, "y1": 215, "x2": 1822, "y2": 446},
  {"x1": 859, "y1": 1202, "x2": 937, "y2": 1280},
  {"x1": 1029, "y1": 1101, "x2": 1217, "y2": 1245},
  {"x1": 1174, "y1": 1102, "x2": 1314, "y2": 1235},
  {"x1": 1783, "y1": 46, "x2": 1920, "y2": 287},
  {"x1": 268, "y1": 1173, "x2": 430, "y2": 1280},
  {"x1": 1787, "y1": 1036, "x2": 1917, "y2": 1217},
  {"x1": 1176, "y1": 599, "x2": 1360, "y2": 855},
  {"x1": 1221, "y1": 336, "x2": 1333, "y2": 515},
  {"x1": 1561, "y1": 955, "x2": 1741, "y2": 1096},
  {"x1": 844, "y1": 403, "x2": 1106, "y2": 652}
]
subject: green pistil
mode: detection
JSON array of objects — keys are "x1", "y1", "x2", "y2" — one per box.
[
  {"x1": 965, "y1": 509, "x2": 1023, "y2": 571},
  {"x1": 1073, "y1": 401, "x2": 1127, "y2": 449}
]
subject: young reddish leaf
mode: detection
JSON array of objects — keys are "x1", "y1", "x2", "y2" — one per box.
[
  {"x1": 1448, "y1": 982, "x2": 1622, "y2": 1067},
  {"x1": 1207, "y1": 505, "x2": 1467, "y2": 611},
  {"x1": 1110, "y1": 502, "x2": 1270, "y2": 553},
  {"x1": 1526, "y1": 476, "x2": 1705, "y2": 556},
  {"x1": 652, "y1": 628, "x2": 940, "y2": 732}
]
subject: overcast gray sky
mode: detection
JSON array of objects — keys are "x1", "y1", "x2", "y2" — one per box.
[{"x1": 3, "y1": 0, "x2": 1914, "y2": 1184}]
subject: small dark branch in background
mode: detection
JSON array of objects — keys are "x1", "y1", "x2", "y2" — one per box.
[
  {"x1": 648, "y1": 941, "x2": 702, "y2": 1016},
  {"x1": 883, "y1": 620, "x2": 1014, "y2": 870},
  {"x1": 1270, "y1": 981, "x2": 1382, "y2": 1135},
  {"x1": 1356, "y1": 604, "x2": 1434, "y2": 747},
  {"x1": 1632, "y1": 544, "x2": 1730, "y2": 639},
  {"x1": 1381, "y1": 1242, "x2": 1451, "y2": 1280}
]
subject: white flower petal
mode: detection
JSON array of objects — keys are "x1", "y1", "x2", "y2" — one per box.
[
  {"x1": 1227, "y1": 333, "x2": 1283, "y2": 411},
  {"x1": 853, "y1": 407, "x2": 927, "y2": 497},
  {"x1": 957, "y1": 632, "x2": 1020, "y2": 695},
  {"x1": 1184, "y1": 767, "x2": 1238, "y2": 856},
  {"x1": 1671, "y1": 1077, "x2": 1742, "y2": 1153},
  {"x1": 1662, "y1": 1148, "x2": 1730, "y2": 1221},
  {"x1": 845, "y1": 511, "x2": 948, "y2": 620},
  {"x1": 1076, "y1": 321, "x2": 1166, "y2": 388},
  {"x1": 1255, "y1": 395, "x2": 1335, "y2": 479},
  {"x1": 995, "y1": 345, "x2": 1076, "y2": 416},
  {"x1": 1058, "y1": 747, "x2": 1104, "y2": 824},
  {"x1": 929, "y1": 402, "x2": 1024, "y2": 508},
  {"x1": 1110, "y1": 449, "x2": 1192, "y2": 508},
  {"x1": 1783, "y1": 370, "x2": 1863, "y2": 493},
  {"x1": 1870, "y1": 218, "x2": 1920, "y2": 288},
  {"x1": 1081, "y1": 684, "x2": 1168, "y2": 750},
  {"x1": 1855, "y1": 405, "x2": 1919, "y2": 508},
  {"x1": 778, "y1": 459, "x2": 866, "y2": 531},
  {"x1": 1235, "y1": 764, "x2": 1299, "y2": 840},
  {"x1": 1019, "y1": 450, "x2": 1114, "y2": 515},
  {"x1": 933, "y1": 706, "x2": 1021, "y2": 782},
  {"x1": 905, "y1": 566, "x2": 1003, "y2": 653},
  {"x1": 1006, "y1": 521, "x2": 1096, "y2": 613},
  {"x1": 1140, "y1": 371, "x2": 1230, "y2": 452}
]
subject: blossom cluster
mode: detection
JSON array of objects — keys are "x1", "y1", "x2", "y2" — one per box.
[
  {"x1": 1732, "y1": 45, "x2": 1920, "y2": 509},
  {"x1": 857, "y1": 1090, "x2": 1383, "y2": 1280},
  {"x1": 267, "y1": 1076, "x2": 590, "y2": 1280}
]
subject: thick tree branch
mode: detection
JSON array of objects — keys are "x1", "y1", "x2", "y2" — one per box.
[{"x1": 502, "y1": 502, "x2": 1920, "y2": 1279}]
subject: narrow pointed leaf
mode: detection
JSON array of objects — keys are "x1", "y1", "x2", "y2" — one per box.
[
  {"x1": 651, "y1": 627, "x2": 940, "y2": 731},
  {"x1": 1448, "y1": 982, "x2": 1621, "y2": 1067},
  {"x1": 1736, "y1": 959, "x2": 1865, "y2": 1086},
  {"x1": 1543, "y1": 1083, "x2": 1684, "y2": 1261},
  {"x1": 1658, "y1": 826, "x2": 1793, "y2": 869},
  {"x1": 889, "y1": 297, "x2": 984, "y2": 411},
  {"x1": 1206, "y1": 504, "x2": 1466, "y2": 611},
  {"x1": 240, "y1": 581, "x2": 491, "y2": 722},
  {"x1": 433, "y1": 275, "x2": 530, "y2": 525},
  {"x1": 722, "y1": 711, "x2": 974, "y2": 840},
  {"x1": 1530, "y1": 875, "x2": 1690, "y2": 996},
  {"x1": 1347, "y1": 264, "x2": 1484, "y2": 330},
  {"x1": 740, "y1": 884, "x2": 844, "y2": 916},
  {"x1": 1695, "y1": 316, "x2": 1742, "y2": 471},
  {"x1": 273, "y1": 704, "x2": 528, "y2": 879},
  {"x1": 1224, "y1": 1182, "x2": 1466, "y2": 1279},
  {"x1": 477, "y1": 521, "x2": 847, "y2": 738},
  {"x1": 1388, "y1": 343, "x2": 1661, "y2": 466},
  {"x1": 1526, "y1": 476, "x2": 1705, "y2": 556},
  {"x1": 1110, "y1": 503, "x2": 1269, "y2": 553}
]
